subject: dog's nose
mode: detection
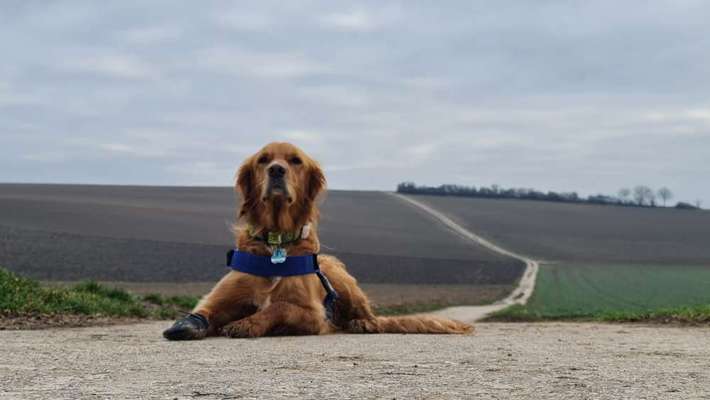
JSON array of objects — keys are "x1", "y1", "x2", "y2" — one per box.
[{"x1": 268, "y1": 164, "x2": 286, "y2": 178}]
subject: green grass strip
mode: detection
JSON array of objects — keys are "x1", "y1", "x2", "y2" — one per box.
[
  {"x1": 485, "y1": 262, "x2": 710, "y2": 323},
  {"x1": 486, "y1": 303, "x2": 710, "y2": 323},
  {"x1": 0, "y1": 267, "x2": 197, "y2": 319},
  {"x1": 1, "y1": 267, "x2": 439, "y2": 321}
]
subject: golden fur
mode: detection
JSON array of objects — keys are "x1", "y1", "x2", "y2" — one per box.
[{"x1": 193, "y1": 142, "x2": 473, "y2": 337}]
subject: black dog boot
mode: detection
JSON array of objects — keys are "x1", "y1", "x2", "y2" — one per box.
[{"x1": 163, "y1": 313, "x2": 209, "y2": 341}]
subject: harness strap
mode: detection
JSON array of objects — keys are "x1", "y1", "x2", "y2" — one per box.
[
  {"x1": 227, "y1": 249, "x2": 317, "y2": 276},
  {"x1": 226, "y1": 250, "x2": 338, "y2": 321},
  {"x1": 312, "y1": 254, "x2": 338, "y2": 321}
]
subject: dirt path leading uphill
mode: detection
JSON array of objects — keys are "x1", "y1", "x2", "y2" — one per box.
[
  {"x1": 389, "y1": 193, "x2": 539, "y2": 321},
  {"x1": 1, "y1": 321, "x2": 709, "y2": 399}
]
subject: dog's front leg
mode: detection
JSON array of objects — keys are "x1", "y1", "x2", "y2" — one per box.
[
  {"x1": 192, "y1": 272, "x2": 261, "y2": 336},
  {"x1": 164, "y1": 272, "x2": 258, "y2": 340},
  {"x1": 222, "y1": 302, "x2": 330, "y2": 338}
]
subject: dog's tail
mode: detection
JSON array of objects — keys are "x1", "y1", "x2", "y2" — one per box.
[{"x1": 346, "y1": 315, "x2": 473, "y2": 334}]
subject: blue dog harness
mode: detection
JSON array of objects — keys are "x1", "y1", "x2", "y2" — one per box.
[{"x1": 226, "y1": 250, "x2": 338, "y2": 320}]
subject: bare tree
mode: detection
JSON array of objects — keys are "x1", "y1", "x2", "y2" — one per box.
[
  {"x1": 696, "y1": 199, "x2": 703, "y2": 209},
  {"x1": 618, "y1": 188, "x2": 631, "y2": 204},
  {"x1": 657, "y1": 187, "x2": 673, "y2": 207},
  {"x1": 633, "y1": 185, "x2": 654, "y2": 206},
  {"x1": 632, "y1": 186, "x2": 644, "y2": 205}
]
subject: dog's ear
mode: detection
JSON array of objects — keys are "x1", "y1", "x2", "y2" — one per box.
[
  {"x1": 306, "y1": 162, "x2": 326, "y2": 202},
  {"x1": 236, "y1": 158, "x2": 256, "y2": 217}
]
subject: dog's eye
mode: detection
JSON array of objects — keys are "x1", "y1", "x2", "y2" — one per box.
[
  {"x1": 289, "y1": 156, "x2": 302, "y2": 165},
  {"x1": 257, "y1": 155, "x2": 269, "y2": 164}
]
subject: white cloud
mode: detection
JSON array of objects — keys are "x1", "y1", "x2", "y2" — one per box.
[
  {"x1": 405, "y1": 143, "x2": 437, "y2": 159},
  {"x1": 319, "y1": 10, "x2": 377, "y2": 32},
  {"x1": 165, "y1": 161, "x2": 235, "y2": 185},
  {"x1": 642, "y1": 108, "x2": 710, "y2": 131},
  {"x1": 199, "y1": 47, "x2": 328, "y2": 79},
  {"x1": 0, "y1": 81, "x2": 43, "y2": 106},
  {"x1": 22, "y1": 152, "x2": 68, "y2": 162},
  {"x1": 325, "y1": 160, "x2": 407, "y2": 172},
  {"x1": 399, "y1": 77, "x2": 453, "y2": 91},
  {"x1": 280, "y1": 130, "x2": 323, "y2": 144},
  {"x1": 62, "y1": 55, "x2": 158, "y2": 80},
  {"x1": 298, "y1": 85, "x2": 370, "y2": 108},
  {"x1": 214, "y1": 9, "x2": 272, "y2": 31},
  {"x1": 686, "y1": 109, "x2": 710, "y2": 122},
  {"x1": 89, "y1": 129, "x2": 257, "y2": 161},
  {"x1": 98, "y1": 143, "x2": 168, "y2": 158},
  {"x1": 116, "y1": 26, "x2": 181, "y2": 45}
]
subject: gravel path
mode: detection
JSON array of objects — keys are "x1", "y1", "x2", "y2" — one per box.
[
  {"x1": 2, "y1": 322, "x2": 709, "y2": 399},
  {"x1": 390, "y1": 193, "x2": 539, "y2": 321}
]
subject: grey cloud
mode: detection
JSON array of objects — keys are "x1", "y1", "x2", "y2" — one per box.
[{"x1": 1, "y1": 0, "x2": 709, "y2": 204}]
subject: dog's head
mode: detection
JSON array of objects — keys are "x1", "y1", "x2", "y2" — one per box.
[{"x1": 236, "y1": 142, "x2": 325, "y2": 230}]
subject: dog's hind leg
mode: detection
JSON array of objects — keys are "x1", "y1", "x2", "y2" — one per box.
[{"x1": 222, "y1": 301, "x2": 333, "y2": 338}]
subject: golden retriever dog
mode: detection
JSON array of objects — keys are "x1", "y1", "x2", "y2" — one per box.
[{"x1": 163, "y1": 142, "x2": 473, "y2": 340}]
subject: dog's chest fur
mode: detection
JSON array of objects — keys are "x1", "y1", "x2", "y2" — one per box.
[
  {"x1": 253, "y1": 277, "x2": 281, "y2": 310},
  {"x1": 249, "y1": 274, "x2": 319, "y2": 311}
]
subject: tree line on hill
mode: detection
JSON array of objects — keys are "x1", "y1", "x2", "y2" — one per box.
[{"x1": 396, "y1": 182, "x2": 703, "y2": 210}]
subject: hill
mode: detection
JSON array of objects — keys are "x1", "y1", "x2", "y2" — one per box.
[
  {"x1": 0, "y1": 184, "x2": 524, "y2": 302},
  {"x1": 405, "y1": 194, "x2": 710, "y2": 319},
  {"x1": 408, "y1": 195, "x2": 710, "y2": 264}
]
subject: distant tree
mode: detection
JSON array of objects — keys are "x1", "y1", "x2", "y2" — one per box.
[
  {"x1": 632, "y1": 185, "x2": 654, "y2": 206},
  {"x1": 657, "y1": 187, "x2": 673, "y2": 207},
  {"x1": 618, "y1": 188, "x2": 631, "y2": 204},
  {"x1": 676, "y1": 202, "x2": 699, "y2": 210},
  {"x1": 589, "y1": 194, "x2": 617, "y2": 205},
  {"x1": 396, "y1": 181, "x2": 698, "y2": 210},
  {"x1": 547, "y1": 191, "x2": 563, "y2": 202},
  {"x1": 696, "y1": 199, "x2": 703, "y2": 209},
  {"x1": 561, "y1": 192, "x2": 580, "y2": 202},
  {"x1": 396, "y1": 182, "x2": 417, "y2": 194}
]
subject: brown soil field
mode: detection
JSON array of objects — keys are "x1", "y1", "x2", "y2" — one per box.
[
  {"x1": 410, "y1": 195, "x2": 710, "y2": 264},
  {"x1": 0, "y1": 184, "x2": 524, "y2": 285}
]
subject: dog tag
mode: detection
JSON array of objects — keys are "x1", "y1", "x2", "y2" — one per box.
[{"x1": 271, "y1": 247, "x2": 287, "y2": 264}]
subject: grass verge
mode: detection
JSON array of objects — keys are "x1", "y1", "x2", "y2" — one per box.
[
  {"x1": 485, "y1": 303, "x2": 710, "y2": 324},
  {"x1": 1, "y1": 267, "x2": 452, "y2": 329},
  {"x1": 485, "y1": 262, "x2": 710, "y2": 324},
  {"x1": 0, "y1": 268, "x2": 198, "y2": 323}
]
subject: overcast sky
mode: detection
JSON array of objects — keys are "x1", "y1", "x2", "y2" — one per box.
[{"x1": 1, "y1": 1, "x2": 709, "y2": 205}]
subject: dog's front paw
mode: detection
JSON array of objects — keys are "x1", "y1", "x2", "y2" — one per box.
[
  {"x1": 222, "y1": 319, "x2": 263, "y2": 338},
  {"x1": 163, "y1": 313, "x2": 209, "y2": 341}
]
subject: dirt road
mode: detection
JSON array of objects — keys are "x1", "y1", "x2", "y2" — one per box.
[
  {"x1": 2, "y1": 321, "x2": 709, "y2": 399},
  {"x1": 390, "y1": 193, "x2": 539, "y2": 321}
]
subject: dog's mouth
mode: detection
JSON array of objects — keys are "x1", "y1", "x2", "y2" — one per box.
[{"x1": 264, "y1": 180, "x2": 293, "y2": 203}]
